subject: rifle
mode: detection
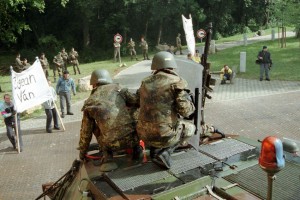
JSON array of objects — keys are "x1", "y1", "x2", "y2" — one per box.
[{"x1": 200, "y1": 23, "x2": 215, "y2": 135}]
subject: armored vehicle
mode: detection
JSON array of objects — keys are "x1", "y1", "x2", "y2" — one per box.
[{"x1": 36, "y1": 24, "x2": 300, "y2": 200}]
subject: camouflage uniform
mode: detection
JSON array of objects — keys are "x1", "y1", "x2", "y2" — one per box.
[
  {"x1": 40, "y1": 54, "x2": 50, "y2": 79},
  {"x1": 53, "y1": 52, "x2": 64, "y2": 81},
  {"x1": 69, "y1": 48, "x2": 80, "y2": 74},
  {"x1": 61, "y1": 49, "x2": 69, "y2": 71},
  {"x1": 15, "y1": 54, "x2": 24, "y2": 72},
  {"x1": 79, "y1": 84, "x2": 139, "y2": 155},
  {"x1": 113, "y1": 42, "x2": 121, "y2": 62},
  {"x1": 127, "y1": 39, "x2": 137, "y2": 61},
  {"x1": 136, "y1": 69, "x2": 195, "y2": 149},
  {"x1": 174, "y1": 33, "x2": 183, "y2": 55},
  {"x1": 140, "y1": 38, "x2": 149, "y2": 60}
]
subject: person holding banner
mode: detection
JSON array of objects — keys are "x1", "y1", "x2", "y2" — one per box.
[
  {"x1": 0, "y1": 94, "x2": 23, "y2": 152},
  {"x1": 56, "y1": 70, "x2": 76, "y2": 118},
  {"x1": 42, "y1": 80, "x2": 60, "y2": 133}
]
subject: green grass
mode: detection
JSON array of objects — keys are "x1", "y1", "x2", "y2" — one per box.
[
  {"x1": 0, "y1": 54, "x2": 153, "y2": 127},
  {"x1": 208, "y1": 37, "x2": 300, "y2": 81},
  {"x1": 1, "y1": 35, "x2": 299, "y2": 127}
]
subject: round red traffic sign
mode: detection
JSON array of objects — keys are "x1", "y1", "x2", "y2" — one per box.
[
  {"x1": 114, "y1": 33, "x2": 123, "y2": 43},
  {"x1": 197, "y1": 29, "x2": 206, "y2": 39}
]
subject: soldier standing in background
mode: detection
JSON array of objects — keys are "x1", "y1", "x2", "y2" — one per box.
[
  {"x1": 174, "y1": 33, "x2": 183, "y2": 55},
  {"x1": 79, "y1": 69, "x2": 141, "y2": 172},
  {"x1": 22, "y1": 58, "x2": 31, "y2": 71},
  {"x1": 140, "y1": 37, "x2": 150, "y2": 60},
  {"x1": 113, "y1": 42, "x2": 121, "y2": 63},
  {"x1": 53, "y1": 52, "x2": 64, "y2": 82},
  {"x1": 61, "y1": 48, "x2": 69, "y2": 71},
  {"x1": 15, "y1": 53, "x2": 24, "y2": 72},
  {"x1": 136, "y1": 52, "x2": 195, "y2": 169},
  {"x1": 127, "y1": 38, "x2": 138, "y2": 61},
  {"x1": 69, "y1": 48, "x2": 80, "y2": 75},
  {"x1": 40, "y1": 53, "x2": 50, "y2": 79}
]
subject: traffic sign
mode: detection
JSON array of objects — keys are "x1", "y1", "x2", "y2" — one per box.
[
  {"x1": 114, "y1": 33, "x2": 123, "y2": 43},
  {"x1": 197, "y1": 29, "x2": 206, "y2": 39}
]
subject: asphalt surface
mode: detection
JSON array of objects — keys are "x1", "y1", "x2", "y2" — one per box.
[{"x1": 0, "y1": 32, "x2": 299, "y2": 200}]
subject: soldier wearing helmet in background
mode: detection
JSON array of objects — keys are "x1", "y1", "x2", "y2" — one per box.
[
  {"x1": 69, "y1": 47, "x2": 80, "y2": 75},
  {"x1": 61, "y1": 48, "x2": 69, "y2": 71},
  {"x1": 135, "y1": 51, "x2": 196, "y2": 169},
  {"x1": 53, "y1": 52, "x2": 64, "y2": 82},
  {"x1": 78, "y1": 69, "x2": 141, "y2": 172}
]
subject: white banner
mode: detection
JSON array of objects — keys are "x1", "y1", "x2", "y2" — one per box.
[
  {"x1": 182, "y1": 14, "x2": 195, "y2": 56},
  {"x1": 11, "y1": 59, "x2": 52, "y2": 113}
]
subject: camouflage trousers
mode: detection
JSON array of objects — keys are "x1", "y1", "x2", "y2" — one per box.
[{"x1": 137, "y1": 120, "x2": 195, "y2": 149}]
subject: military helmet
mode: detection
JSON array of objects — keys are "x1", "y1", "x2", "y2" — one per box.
[
  {"x1": 90, "y1": 69, "x2": 113, "y2": 85},
  {"x1": 151, "y1": 51, "x2": 177, "y2": 70}
]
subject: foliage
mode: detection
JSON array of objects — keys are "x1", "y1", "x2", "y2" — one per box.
[
  {"x1": 0, "y1": 0, "x2": 299, "y2": 63},
  {"x1": 209, "y1": 37, "x2": 300, "y2": 81}
]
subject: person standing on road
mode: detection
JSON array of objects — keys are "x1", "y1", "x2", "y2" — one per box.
[
  {"x1": 0, "y1": 94, "x2": 23, "y2": 152},
  {"x1": 79, "y1": 69, "x2": 141, "y2": 172},
  {"x1": 42, "y1": 80, "x2": 60, "y2": 133},
  {"x1": 174, "y1": 33, "x2": 183, "y2": 55},
  {"x1": 257, "y1": 46, "x2": 272, "y2": 81},
  {"x1": 128, "y1": 38, "x2": 138, "y2": 61},
  {"x1": 113, "y1": 42, "x2": 121, "y2": 63},
  {"x1": 56, "y1": 70, "x2": 76, "y2": 118},
  {"x1": 135, "y1": 51, "x2": 196, "y2": 169},
  {"x1": 140, "y1": 37, "x2": 150, "y2": 60}
]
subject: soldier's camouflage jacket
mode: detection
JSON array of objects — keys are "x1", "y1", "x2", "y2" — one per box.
[
  {"x1": 136, "y1": 69, "x2": 195, "y2": 148},
  {"x1": 79, "y1": 84, "x2": 138, "y2": 154}
]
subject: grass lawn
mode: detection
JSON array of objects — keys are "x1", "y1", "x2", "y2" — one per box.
[
  {"x1": 0, "y1": 34, "x2": 299, "y2": 127},
  {"x1": 208, "y1": 37, "x2": 300, "y2": 81}
]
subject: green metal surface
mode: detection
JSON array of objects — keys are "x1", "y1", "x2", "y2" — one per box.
[{"x1": 224, "y1": 161, "x2": 300, "y2": 200}]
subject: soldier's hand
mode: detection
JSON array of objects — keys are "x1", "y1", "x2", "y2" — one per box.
[{"x1": 79, "y1": 151, "x2": 86, "y2": 161}]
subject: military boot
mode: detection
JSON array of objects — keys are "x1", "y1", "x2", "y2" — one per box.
[
  {"x1": 100, "y1": 150, "x2": 118, "y2": 172},
  {"x1": 154, "y1": 148, "x2": 172, "y2": 169}
]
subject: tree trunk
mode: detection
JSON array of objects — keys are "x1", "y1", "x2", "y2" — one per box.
[
  {"x1": 144, "y1": 20, "x2": 148, "y2": 39},
  {"x1": 157, "y1": 20, "x2": 162, "y2": 46},
  {"x1": 83, "y1": 17, "x2": 90, "y2": 47}
]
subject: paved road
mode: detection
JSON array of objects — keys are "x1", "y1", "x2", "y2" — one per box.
[{"x1": 0, "y1": 32, "x2": 299, "y2": 200}]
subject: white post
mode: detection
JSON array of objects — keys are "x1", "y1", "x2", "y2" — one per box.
[
  {"x1": 271, "y1": 29, "x2": 275, "y2": 41},
  {"x1": 210, "y1": 40, "x2": 216, "y2": 54},
  {"x1": 240, "y1": 52, "x2": 246, "y2": 72},
  {"x1": 243, "y1": 34, "x2": 247, "y2": 46}
]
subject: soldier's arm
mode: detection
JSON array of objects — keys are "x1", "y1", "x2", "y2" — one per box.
[
  {"x1": 120, "y1": 88, "x2": 140, "y2": 107},
  {"x1": 79, "y1": 110, "x2": 95, "y2": 155},
  {"x1": 71, "y1": 79, "x2": 76, "y2": 95},
  {"x1": 172, "y1": 80, "x2": 195, "y2": 118}
]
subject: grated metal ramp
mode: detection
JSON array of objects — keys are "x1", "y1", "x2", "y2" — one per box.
[
  {"x1": 107, "y1": 162, "x2": 171, "y2": 191},
  {"x1": 170, "y1": 149, "x2": 216, "y2": 174},
  {"x1": 199, "y1": 138, "x2": 256, "y2": 160},
  {"x1": 106, "y1": 149, "x2": 216, "y2": 191},
  {"x1": 224, "y1": 162, "x2": 300, "y2": 200}
]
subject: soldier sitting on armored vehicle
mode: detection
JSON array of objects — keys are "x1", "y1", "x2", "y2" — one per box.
[
  {"x1": 78, "y1": 69, "x2": 141, "y2": 172},
  {"x1": 135, "y1": 51, "x2": 196, "y2": 169}
]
